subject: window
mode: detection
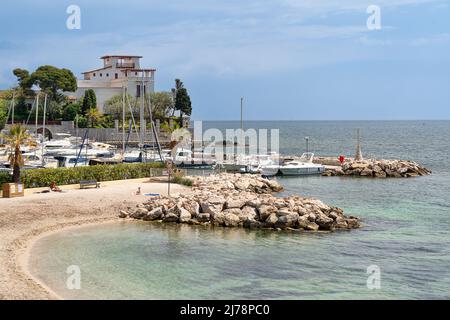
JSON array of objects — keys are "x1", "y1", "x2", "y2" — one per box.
[
  {"x1": 115, "y1": 73, "x2": 118, "y2": 79},
  {"x1": 136, "y1": 84, "x2": 141, "y2": 97},
  {"x1": 100, "y1": 73, "x2": 103, "y2": 77},
  {"x1": 106, "y1": 73, "x2": 109, "y2": 77},
  {"x1": 135, "y1": 72, "x2": 138, "y2": 76},
  {"x1": 93, "y1": 73, "x2": 96, "y2": 77}
]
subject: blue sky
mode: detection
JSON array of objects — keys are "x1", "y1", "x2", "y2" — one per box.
[{"x1": 0, "y1": 0, "x2": 449, "y2": 120}]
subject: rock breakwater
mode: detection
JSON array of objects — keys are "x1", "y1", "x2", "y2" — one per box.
[
  {"x1": 323, "y1": 159, "x2": 431, "y2": 178},
  {"x1": 120, "y1": 174, "x2": 360, "y2": 232}
]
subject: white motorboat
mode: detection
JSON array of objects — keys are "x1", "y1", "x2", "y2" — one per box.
[{"x1": 261, "y1": 153, "x2": 325, "y2": 176}]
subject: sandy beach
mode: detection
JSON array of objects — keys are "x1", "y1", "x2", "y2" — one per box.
[{"x1": 0, "y1": 178, "x2": 189, "y2": 300}]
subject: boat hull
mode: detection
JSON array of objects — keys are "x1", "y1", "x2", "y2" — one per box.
[{"x1": 279, "y1": 166, "x2": 325, "y2": 176}]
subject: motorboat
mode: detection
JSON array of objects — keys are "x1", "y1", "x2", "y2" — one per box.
[
  {"x1": 261, "y1": 153, "x2": 325, "y2": 176},
  {"x1": 54, "y1": 155, "x2": 90, "y2": 167}
]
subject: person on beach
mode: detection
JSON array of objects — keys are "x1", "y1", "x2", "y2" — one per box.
[
  {"x1": 135, "y1": 187, "x2": 141, "y2": 195},
  {"x1": 50, "y1": 181, "x2": 62, "y2": 193}
]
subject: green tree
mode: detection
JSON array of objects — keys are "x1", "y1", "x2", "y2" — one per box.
[
  {"x1": 82, "y1": 89, "x2": 97, "y2": 115},
  {"x1": 86, "y1": 108, "x2": 101, "y2": 127},
  {"x1": 62, "y1": 103, "x2": 81, "y2": 121},
  {"x1": 175, "y1": 87, "x2": 192, "y2": 126},
  {"x1": 28, "y1": 66, "x2": 77, "y2": 103},
  {"x1": 0, "y1": 124, "x2": 36, "y2": 183},
  {"x1": 104, "y1": 93, "x2": 135, "y2": 118},
  {"x1": 171, "y1": 79, "x2": 184, "y2": 116},
  {"x1": 46, "y1": 100, "x2": 63, "y2": 120},
  {"x1": 0, "y1": 102, "x2": 7, "y2": 130},
  {"x1": 150, "y1": 91, "x2": 174, "y2": 121},
  {"x1": 74, "y1": 114, "x2": 88, "y2": 128}
]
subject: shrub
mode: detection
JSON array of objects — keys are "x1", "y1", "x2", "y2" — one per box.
[
  {"x1": 170, "y1": 172, "x2": 193, "y2": 187},
  {"x1": 0, "y1": 162, "x2": 165, "y2": 188},
  {"x1": 0, "y1": 171, "x2": 12, "y2": 185}
]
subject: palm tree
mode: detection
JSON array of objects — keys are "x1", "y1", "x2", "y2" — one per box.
[
  {"x1": 86, "y1": 108, "x2": 101, "y2": 127},
  {"x1": 0, "y1": 124, "x2": 36, "y2": 183}
]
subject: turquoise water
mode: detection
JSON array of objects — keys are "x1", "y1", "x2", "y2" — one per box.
[{"x1": 30, "y1": 121, "x2": 450, "y2": 299}]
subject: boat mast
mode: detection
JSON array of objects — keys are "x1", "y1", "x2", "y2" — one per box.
[
  {"x1": 41, "y1": 94, "x2": 47, "y2": 167},
  {"x1": 122, "y1": 85, "x2": 126, "y2": 155},
  {"x1": 240, "y1": 97, "x2": 244, "y2": 156},
  {"x1": 35, "y1": 92, "x2": 39, "y2": 135},
  {"x1": 140, "y1": 72, "x2": 145, "y2": 150}
]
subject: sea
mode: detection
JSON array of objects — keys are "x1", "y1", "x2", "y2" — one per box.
[{"x1": 29, "y1": 121, "x2": 450, "y2": 299}]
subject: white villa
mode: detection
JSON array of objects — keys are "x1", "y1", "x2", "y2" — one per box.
[{"x1": 74, "y1": 55, "x2": 155, "y2": 113}]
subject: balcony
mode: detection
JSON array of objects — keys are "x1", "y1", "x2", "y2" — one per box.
[{"x1": 116, "y1": 62, "x2": 135, "y2": 68}]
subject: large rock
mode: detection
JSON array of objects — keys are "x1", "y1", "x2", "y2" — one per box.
[
  {"x1": 131, "y1": 208, "x2": 148, "y2": 219},
  {"x1": 258, "y1": 205, "x2": 276, "y2": 220},
  {"x1": 223, "y1": 212, "x2": 240, "y2": 227},
  {"x1": 179, "y1": 208, "x2": 192, "y2": 223},
  {"x1": 226, "y1": 198, "x2": 246, "y2": 209},
  {"x1": 315, "y1": 213, "x2": 334, "y2": 230},
  {"x1": 264, "y1": 213, "x2": 278, "y2": 227},
  {"x1": 143, "y1": 207, "x2": 164, "y2": 221},
  {"x1": 239, "y1": 206, "x2": 258, "y2": 222},
  {"x1": 275, "y1": 213, "x2": 299, "y2": 228},
  {"x1": 163, "y1": 212, "x2": 179, "y2": 222},
  {"x1": 200, "y1": 198, "x2": 225, "y2": 216},
  {"x1": 183, "y1": 201, "x2": 200, "y2": 218},
  {"x1": 197, "y1": 213, "x2": 211, "y2": 222}
]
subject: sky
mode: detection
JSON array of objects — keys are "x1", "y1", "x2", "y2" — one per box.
[{"x1": 0, "y1": 0, "x2": 449, "y2": 120}]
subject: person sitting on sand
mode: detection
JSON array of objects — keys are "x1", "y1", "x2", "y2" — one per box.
[
  {"x1": 50, "y1": 181, "x2": 62, "y2": 193},
  {"x1": 135, "y1": 187, "x2": 141, "y2": 195}
]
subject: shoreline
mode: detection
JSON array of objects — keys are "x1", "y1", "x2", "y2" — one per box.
[
  {"x1": 0, "y1": 178, "x2": 189, "y2": 300},
  {"x1": 17, "y1": 218, "x2": 121, "y2": 300}
]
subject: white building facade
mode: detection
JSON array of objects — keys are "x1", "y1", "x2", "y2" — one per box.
[{"x1": 74, "y1": 55, "x2": 155, "y2": 113}]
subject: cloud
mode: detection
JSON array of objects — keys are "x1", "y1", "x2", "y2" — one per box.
[{"x1": 410, "y1": 33, "x2": 450, "y2": 46}]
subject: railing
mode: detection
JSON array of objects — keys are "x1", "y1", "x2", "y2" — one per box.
[{"x1": 116, "y1": 63, "x2": 135, "y2": 68}]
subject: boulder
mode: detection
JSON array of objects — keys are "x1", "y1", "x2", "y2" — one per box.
[
  {"x1": 264, "y1": 213, "x2": 278, "y2": 227},
  {"x1": 143, "y1": 207, "x2": 164, "y2": 221},
  {"x1": 276, "y1": 209, "x2": 293, "y2": 217},
  {"x1": 315, "y1": 213, "x2": 334, "y2": 230},
  {"x1": 360, "y1": 168, "x2": 373, "y2": 176},
  {"x1": 197, "y1": 213, "x2": 211, "y2": 222},
  {"x1": 223, "y1": 212, "x2": 240, "y2": 227},
  {"x1": 239, "y1": 206, "x2": 258, "y2": 222},
  {"x1": 226, "y1": 198, "x2": 246, "y2": 209},
  {"x1": 183, "y1": 201, "x2": 200, "y2": 217},
  {"x1": 131, "y1": 208, "x2": 148, "y2": 219},
  {"x1": 179, "y1": 208, "x2": 192, "y2": 223},
  {"x1": 258, "y1": 205, "x2": 276, "y2": 221},
  {"x1": 119, "y1": 210, "x2": 128, "y2": 218},
  {"x1": 234, "y1": 179, "x2": 250, "y2": 191},
  {"x1": 200, "y1": 200, "x2": 224, "y2": 216},
  {"x1": 346, "y1": 218, "x2": 360, "y2": 229},
  {"x1": 243, "y1": 220, "x2": 263, "y2": 229},
  {"x1": 163, "y1": 212, "x2": 179, "y2": 222},
  {"x1": 335, "y1": 217, "x2": 348, "y2": 229},
  {"x1": 246, "y1": 199, "x2": 262, "y2": 208},
  {"x1": 275, "y1": 213, "x2": 299, "y2": 228},
  {"x1": 304, "y1": 221, "x2": 319, "y2": 231}
]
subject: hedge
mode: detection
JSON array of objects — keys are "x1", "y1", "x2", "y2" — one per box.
[{"x1": 0, "y1": 162, "x2": 165, "y2": 188}]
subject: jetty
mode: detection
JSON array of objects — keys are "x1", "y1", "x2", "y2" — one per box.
[{"x1": 121, "y1": 174, "x2": 361, "y2": 232}]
